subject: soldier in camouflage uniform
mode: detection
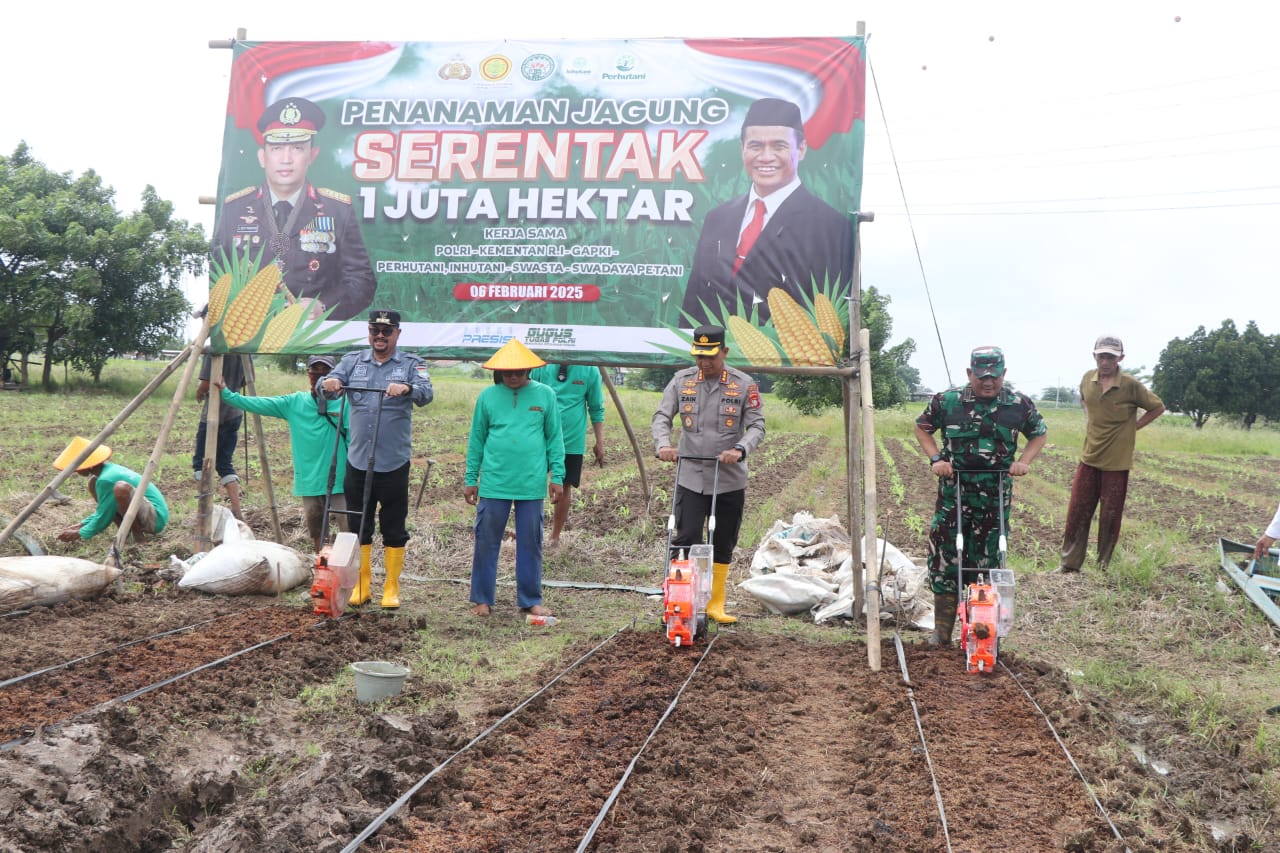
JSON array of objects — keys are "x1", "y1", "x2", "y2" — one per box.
[
  {"x1": 913, "y1": 346, "x2": 1047, "y2": 646},
  {"x1": 214, "y1": 97, "x2": 376, "y2": 321}
]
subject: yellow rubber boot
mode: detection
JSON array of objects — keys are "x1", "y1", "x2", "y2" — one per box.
[
  {"x1": 349, "y1": 544, "x2": 372, "y2": 606},
  {"x1": 381, "y1": 546, "x2": 405, "y2": 609},
  {"x1": 706, "y1": 562, "x2": 738, "y2": 624}
]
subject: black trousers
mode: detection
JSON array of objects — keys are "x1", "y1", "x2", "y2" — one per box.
[
  {"x1": 343, "y1": 461, "x2": 411, "y2": 547},
  {"x1": 671, "y1": 486, "x2": 745, "y2": 565}
]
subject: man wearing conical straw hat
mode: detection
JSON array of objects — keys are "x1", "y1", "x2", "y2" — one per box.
[
  {"x1": 53, "y1": 437, "x2": 169, "y2": 544},
  {"x1": 464, "y1": 338, "x2": 566, "y2": 619}
]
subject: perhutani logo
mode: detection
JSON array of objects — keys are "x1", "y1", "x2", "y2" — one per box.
[
  {"x1": 479, "y1": 54, "x2": 513, "y2": 82},
  {"x1": 602, "y1": 53, "x2": 645, "y2": 82},
  {"x1": 521, "y1": 53, "x2": 556, "y2": 82},
  {"x1": 526, "y1": 327, "x2": 577, "y2": 346},
  {"x1": 564, "y1": 56, "x2": 592, "y2": 76}
]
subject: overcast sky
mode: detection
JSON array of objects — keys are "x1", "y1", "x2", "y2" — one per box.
[{"x1": 4, "y1": 1, "x2": 1276, "y2": 396}]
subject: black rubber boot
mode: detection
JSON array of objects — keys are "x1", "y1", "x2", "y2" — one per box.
[{"x1": 929, "y1": 593, "x2": 958, "y2": 647}]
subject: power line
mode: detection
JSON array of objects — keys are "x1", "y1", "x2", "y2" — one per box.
[
  {"x1": 868, "y1": 52, "x2": 953, "y2": 389},
  {"x1": 862, "y1": 126, "x2": 1280, "y2": 168},
  {"x1": 874, "y1": 199, "x2": 1280, "y2": 216},
  {"x1": 863, "y1": 141, "x2": 1280, "y2": 177},
  {"x1": 893, "y1": 185, "x2": 1280, "y2": 209}
]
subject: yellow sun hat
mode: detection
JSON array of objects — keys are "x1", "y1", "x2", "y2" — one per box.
[
  {"x1": 481, "y1": 338, "x2": 546, "y2": 371},
  {"x1": 52, "y1": 436, "x2": 113, "y2": 471}
]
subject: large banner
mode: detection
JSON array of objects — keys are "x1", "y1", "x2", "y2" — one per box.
[{"x1": 208, "y1": 37, "x2": 865, "y2": 368}]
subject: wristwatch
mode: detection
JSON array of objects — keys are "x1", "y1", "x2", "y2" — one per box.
[
  {"x1": 734, "y1": 444, "x2": 747, "y2": 460},
  {"x1": 929, "y1": 453, "x2": 944, "y2": 464}
]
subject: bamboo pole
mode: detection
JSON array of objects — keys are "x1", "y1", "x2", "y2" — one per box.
[
  {"x1": 195, "y1": 355, "x2": 225, "y2": 551},
  {"x1": 598, "y1": 367, "x2": 650, "y2": 508},
  {"x1": 113, "y1": 323, "x2": 210, "y2": 561},
  {"x1": 0, "y1": 339, "x2": 202, "y2": 551},
  {"x1": 859, "y1": 328, "x2": 881, "y2": 671},
  {"x1": 242, "y1": 357, "x2": 283, "y2": 543}
]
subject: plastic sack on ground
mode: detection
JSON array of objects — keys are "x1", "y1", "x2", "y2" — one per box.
[
  {"x1": 210, "y1": 505, "x2": 254, "y2": 545},
  {"x1": 741, "y1": 512, "x2": 932, "y2": 627},
  {"x1": 176, "y1": 541, "x2": 308, "y2": 595},
  {"x1": 0, "y1": 556, "x2": 122, "y2": 613}
]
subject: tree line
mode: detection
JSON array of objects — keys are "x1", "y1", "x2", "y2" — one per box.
[
  {"x1": 1, "y1": 144, "x2": 207, "y2": 388},
  {"x1": 1153, "y1": 319, "x2": 1277, "y2": 429}
]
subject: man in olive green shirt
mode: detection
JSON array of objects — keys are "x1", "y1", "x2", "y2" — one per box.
[{"x1": 1059, "y1": 335, "x2": 1165, "y2": 572}]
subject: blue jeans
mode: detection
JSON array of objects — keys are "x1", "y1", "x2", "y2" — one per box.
[
  {"x1": 193, "y1": 415, "x2": 242, "y2": 479},
  {"x1": 470, "y1": 498, "x2": 544, "y2": 609}
]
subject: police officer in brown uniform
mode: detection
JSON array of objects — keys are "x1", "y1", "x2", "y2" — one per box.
[
  {"x1": 214, "y1": 97, "x2": 376, "y2": 321},
  {"x1": 652, "y1": 325, "x2": 766, "y2": 623}
]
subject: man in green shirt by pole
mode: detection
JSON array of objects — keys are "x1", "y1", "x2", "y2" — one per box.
[
  {"x1": 217, "y1": 355, "x2": 350, "y2": 552},
  {"x1": 465, "y1": 338, "x2": 565, "y2": 619},
  {"x1": 528, "y1": 362, "x2": 605, "y2": 548},
  {"x1": 54, "y1": 437, "x2": 169, "y2": 544}
]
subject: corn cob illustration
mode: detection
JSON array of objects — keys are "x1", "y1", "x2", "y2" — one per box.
[
  {"x1": 206, "y1": 273, "x2": 232, "y2": 326},
  {"x1": 221, "y1": 263, "x2": 282, "y2": 348},
  {"x1": 727, "y1": 316, "x2": 782, "y2": 366},
  {"x1": 258, "y1": 302, "x2": 308, "y2": 352},
  {"x1": 813, "y1": 293, "x2": 846, "y2": 354},
  {"x1": 767, "y1": 288, "x2": 835, "y2": 366}
]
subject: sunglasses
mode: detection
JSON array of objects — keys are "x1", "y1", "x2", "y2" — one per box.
[{"x1": 368, "y1": 325, "x2": 396, "y2": 337}]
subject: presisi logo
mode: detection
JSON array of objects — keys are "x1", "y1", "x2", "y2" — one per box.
[
  {"x1": 461, "y1": 327, "x2": 517, "y2": 346},
  {"x1": 525, "y1": 327, "x2": 576, "y2": 346},
  {"x1": 521, "y1": 53, "x2": 556, "y2": 82},
  {"x1": 480, "y1": 55, "x2": 513, "y2": 82}
]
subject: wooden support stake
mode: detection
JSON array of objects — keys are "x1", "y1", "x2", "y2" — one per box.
[
  {"x1": 598, "y1": 367, "x2": 650, "y2": 508},
  {"x1": 113, "y1": 326, "x2": 209, "y2": 561},
  {"x1": 0, "y1": 337, "x2": 202, "y2": 551},
  {"x1": 860, "y1": 328, "x2": 881, "y2": 672},
  {"x1": 195, "y1": 355, "x2": 224, "y2": 551},
  {"x1": 242, "y1": 357, "x2": 283, "y2": 543}
]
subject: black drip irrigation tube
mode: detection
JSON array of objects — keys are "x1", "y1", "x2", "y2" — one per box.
[
  {"x1": 997, "y1": 658, "x2": 1131, "y2": 852},
  {"x1": 341, "y1": 623, "x2": 633, "y2": 853},
  {"x1": 0, "y1": 609, "x2": 338, "y2": 752},
  {"x1": 892, "y1": 632, "x2": 953, "y2": 853},
  {"x1": 575, "y1": 631, "x2": 720, "y2": 852}
]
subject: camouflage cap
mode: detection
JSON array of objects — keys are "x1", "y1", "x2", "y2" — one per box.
[{"x1": 969, "y1": 346, "x2": 1006, "y2": 378}]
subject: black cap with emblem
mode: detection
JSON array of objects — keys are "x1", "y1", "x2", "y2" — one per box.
[
  {"x1": 258, "y1": 98, "x2": 326, "y2": 144},
  {"x1": 689, "y1": 325, "x2": 725, "y2": 356}
]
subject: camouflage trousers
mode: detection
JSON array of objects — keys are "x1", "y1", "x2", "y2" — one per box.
[{"x1": 927, "y1": 474, "x2": 1012, "y2": 594}]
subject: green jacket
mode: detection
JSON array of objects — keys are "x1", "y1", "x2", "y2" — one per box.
[
  {"x1": 80, "y1": 462, "x2": 168, "y2": 539},
  {"x1": 529, "y1": 364, "x2": 604, "y2": 455},
  {"x1": 466, "y1": 380, "x2": 566, "y2": 500},
  {"x1": 222, "y1": 388, "x2": 349, "y2": 496}
]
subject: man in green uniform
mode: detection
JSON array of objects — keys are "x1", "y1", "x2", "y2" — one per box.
[
  {"x1": 54, "y1": 437, "x2": 169, "y2": 544},
  {"x1": 914, "y1": 346, "x2": 1047, "y2": 646},
  {"x1": 652, "y1": 325, "x2": 766, "y2": 624},
  {"x1": 528, "y1": 362, "x2": 605, "y2": 547},
  {"x1": 465, "y1": 338, "x2": 565, "y2": 618},
  {"x1": 217, "y1": 355, "x2": 351, "y2": 552}
]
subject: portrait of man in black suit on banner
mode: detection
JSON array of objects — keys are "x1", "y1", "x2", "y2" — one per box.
[{"x1": 681, "y1": 97, "x2": 854, "y2": 327}]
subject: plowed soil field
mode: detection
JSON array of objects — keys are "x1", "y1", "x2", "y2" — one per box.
[{"x1": 1, "y1": 391, "x2": 1277, "y2": 852}]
